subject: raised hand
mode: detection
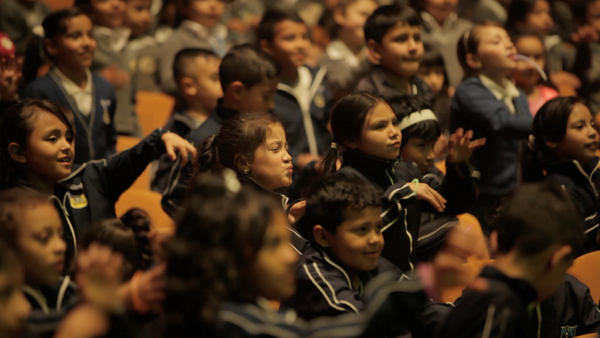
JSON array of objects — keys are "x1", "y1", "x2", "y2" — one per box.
[
  {"x1": 76, "y1": 244, "x2": 124, "y2": 313},
  {"x1": 407, "y1": 181, "x2": 447, "y2": 213},
  {"x1": 446, "y1": 128, "x2": 486, "y2": 164},
  {"x1": 161, "y1": 132, "x2": 197, "y2": 166},
  {"x1": 0, "y1": 56, "x2": 22, "y2": 101}
]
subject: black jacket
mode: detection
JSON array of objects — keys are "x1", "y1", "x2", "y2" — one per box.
[
  {"x1": 355, "y1": 66, "x2": 435, "y2": 102},
  {"x1": 545, "y1": 158, "x2": 600, "y2": 252}
]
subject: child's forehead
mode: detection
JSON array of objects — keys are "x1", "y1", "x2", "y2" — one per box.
[
  {"x1": 274, "y1": 19, "x2": 307, "y2": 34},
  {"x1": 380, "y1": 22, "x2": 420, "y2": 43}
]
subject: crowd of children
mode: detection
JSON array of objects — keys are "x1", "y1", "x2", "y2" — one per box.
[{"x1": 4, "y1": 0, "x2": 600, "y2": 337}]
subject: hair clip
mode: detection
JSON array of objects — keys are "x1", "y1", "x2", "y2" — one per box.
[{"x1": 331, "y1": 142, "x2": 339, "y2": 149}]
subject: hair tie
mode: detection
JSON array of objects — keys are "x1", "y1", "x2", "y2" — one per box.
[
  {"x1": 463, "y1": 30, "x2": 471, "y2": 53},
  {"x1": 331, "y1": 142, "x2": 339, "y2": 149},
  {"x1": 409, "y1": 178, "x2": 419, "y2": 198},
  {"x1": 528, "y1": 135, "x2": 537, "y2": 152}
]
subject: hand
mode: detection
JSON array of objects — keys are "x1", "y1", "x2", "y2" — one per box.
[
  {"x1": 76, "y1": 244, "x2": 124, "y2": 313},
  {"x1": 296, "y1": 153, "x2": 321, "y2": 170},
  {"x1": 434, "y1": 134, "x2": 449, "y2": 160},
  {"x1": 407, "y1": 182, "x2": 446, "y2": 212},
  {"x1": 571, "y1": 25, "x2": 599, "y2": 44},
  {"x1": 550, "y1": 71, "x2": 581, "y2": 90},
  {"x1": 53, "y1": 304, "x2": 110, "y2": 338},
  {"x1": 287, "y1": 200, "x2": 306, "y2": 224},
  {"x1": 446, "y1": 128, "x2": 486, "y2": 164},
  {"x1": 134, "y1": 263, "x2": 166, "y2": 313},
  {"x1": 99, "y1": 65, "x2": 130, "y2": 89},
  {"x1": 161, "y1": 132, "x2": 197, "y2": 166},
  {"x1": 0, "y1": 56, "x2": 22, "y2": 101}
]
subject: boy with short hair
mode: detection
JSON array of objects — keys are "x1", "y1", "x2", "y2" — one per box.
[
  {"x1": 258, "y1": 10, "x2": 333, "y2": 170},
  {"x1": 438, "y1": 183, "x2": 587, "y2": 338},
  {"x1": 356, "y1": 4, "x2": 434, "y2": 101},
  {"x1": 159, "y1": 43, "x2": 281, "y2": 212}
]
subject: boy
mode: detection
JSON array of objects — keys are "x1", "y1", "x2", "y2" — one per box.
[
  {"x1": 157, "y1": 0, "x2": 227, "y2": 95},
  {"x1": 356, "y1": 4, "x2": 434, "y2": 102},
  {"x1": 151, "y1": 48, "x2": 222, "y2": 193},
  {"x1": 282, "y1": 172, "x2": 450, "y2": 337},
  {"x1": 258, "y1": 10, "x2": 333, "y2": 170},
  {"x1": 159, "y1": 43, "x2": 281, "y2": 212},
  {"x1": 387, "y1": 94, "x2": 479, "y2": 261},
  {"x1": 438, "y1": 183, "x2": 586, "y2": 338}
]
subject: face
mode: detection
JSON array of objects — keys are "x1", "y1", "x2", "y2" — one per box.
[
  {"x1": 264, "y1": 20, "x2": 311, "y2": 70},
  {"x1": 187, "y1": 56, "x2": 223, "y2": 110},
  {"x1": 525, "y1": 0, "x2": 553, "y2": 37},
  {"x1": 424, "y1": 0, "x2": 458, "y2": 23},
  {"x1": 123, "y1": 0, "x2": 152, "y2": 38},
  {"x1": 0, "y1": 264, "x2": 30, "y2": 338},
  {"x1": 248, "y1": 124, "x2": 293, "y2": 191},
  {"x1": 90, "y1": 0, "x2": 126, "y2": 29},
  {"x1": 187, "y1": 0, "x2": 225, "y2": 29},
  {"x1": 245, "y1": 210, "x2": 299, "y2": 300},
  {"x1": 336, "y1": 0, "x2": 378, "y2": 48},
  {"x1": 513, "y1": 36, "x2": 545, "y2": 88},
  {"x1": 400, "y1": 137, "x2": 438, "y2": 175},
  {"x1": 553, "y1": 103, "x2": 599, "y2": 164},
  {"x1": 351, "y1": 102, "x2": 401, "y2": 160},
  {"x1": 47, "y1": 15, "x2": 96, "y2": 71},
  {"x1": 18, "y1": 203, "x2": 66, "y2": 287},
  {"x1": 238, "y1": 77, "x2": 280, "y2": 113},
  {"x1": 16, "y1": 111, "x2": 74, "y2": 186},
  {"x1": 418, "y1": 64, "x2": 445, "y2": 95},
  {"x1": 473, "y1": 26, "x2": 517, "y2": 78},
  {"x1": 319, "y1": 206, "x2": 384, "y2": 273},
  {"x1": 372, "y1": 23, "x2": 423, "y2": 78}
]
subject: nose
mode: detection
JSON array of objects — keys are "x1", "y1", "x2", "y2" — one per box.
[
  {"x1": 407, "y1": 38, "x2": 417, "y2": 51},
  {"x1": 53, "y1": 236, "x2": 67, "y2": 256},
  {"x1": 284, "y1": 243, "x2": 300, "y2": 265},
  {"x1": 283, "y1": 149, "x2": 292, "y2": 163},
  {"x1": 390, "y1": 124, "x2": 400, "y2": 140},
  {"x1": 426, "y1": 146, "x2": 435, "y2": 161},
  {"x1": 368, "y1": 230, "x2": 382, "y2": 246},
  {"x1": 589, "y1": 125, "x2": 598, "y2": 139}
]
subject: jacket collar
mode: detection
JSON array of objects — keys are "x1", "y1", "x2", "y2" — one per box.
[
  {"x1": 23, "y1": 276, "x2": 72, "y2": 314},
  {"x1": 237, "y1": 175, "x2": 289, "y2": 209},
  {"x1": 479, "y1": 266, "x2": 538, "y2": 304},
  {"x1": 213, "y1": 99, "x2": 239, "y2": 125},
  {"x1": 546, "y1": 157, "x2": 600, "y2": 179},
  {"x1": 369, "y1": 66, "x2": 421, "y2": 97},
  {"x1": 341, "y1": 150, "x2": 399, "y2": 188}
]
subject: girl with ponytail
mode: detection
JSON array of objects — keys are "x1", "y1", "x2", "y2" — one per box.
[{"x1": 522, "y1": 96, "x2": 600, "y2": 252}]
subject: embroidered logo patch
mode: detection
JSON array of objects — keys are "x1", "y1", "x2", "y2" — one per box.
[
  {"x1": 68, "y1": 192, "x2": 88, "y2": 209},
  {"x1": 560, "y1": 325, "x2": 577, "y2": 338},
  {"x1": 138, "y1": 56, "x2": 157, "y2": 75},
  {"x1": 313, "y1": 93, "x2": 325, "y2": 108}
]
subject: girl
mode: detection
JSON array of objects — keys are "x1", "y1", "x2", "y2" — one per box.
[
  {"x1": 0, "y1": 238, "x2": 31, "y2": 338},
  {"x1": 0, "y1": 98, "x2": 195, "y2": 271},
  {"x1": 418, "y1": 46, "x2": 452, "y2": 136},
  {"x1": 512, "y1": 31, "x2": 559, "y2": 116},
  {"x1": 318, "y1": 0, "x2": 379, "y2": 101},
  {"x1": 19, "y1": 8, "x2": 118, "y2": 165},
  {"x1": 164, "y1": 171, "x2": 480, "y2": 337},
  {"x1": 523, "y1": 96, "x2": 600, "y2": 252},
  {"x1": 319, "y1": 92, "x2": 481, "y2": 272},
  {"x1": 454, "y1": 24, "x2": 532, "y2": 234}
]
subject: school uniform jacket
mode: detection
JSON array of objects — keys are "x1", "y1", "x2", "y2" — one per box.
[
  {"x1": 450, "y1": 76, "x2": 532, "y2": 196},
  {"x1": 544, "y1": 158, "x2": 600, "y2": 252},
  {"x1": 354, "y1": 66, "x2": 435, "y2": 103},
  {"x1": 274, "y1": 65, "x2": 333, "y2": 162},
  {"x1": 436, "y1": 266, "x2": 539, "y2": 338},
  {"x1": 22, "y1": 70, "x2": 118, "y2": 165}
]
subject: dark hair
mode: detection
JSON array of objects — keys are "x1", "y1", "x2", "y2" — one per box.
[
  {"x1": 193, "y1": 112, "x2": 281, "y2": 176},
  {"x1": 0, "y1": 188, "x2": 50, "y2": 249},
  {"x1": 120, "y1": 208, "x2": 155, "y2": 270},
  {"x1": 494, "y1": 183, "x2": 585, "y2": 258},
  {"x1": 387, "y1": 94, "x2": 441, "y2": 147},
  {"x1": 173, "y1": 48, "x2": 220, "y2": 84},
  {"x1": 505, "y1": 0, "x2": 548, "y2": 34},
  {"x1": 257, "y1": 10, "x2": 306, "y2": 43},
  {"x1": 300, "y1": 172, "x2": 381, "y2": 245},
  {"x1": 457, "y1": 24, "x2": 492, "y2": 79},
  {"x1": 0, "y1": 99, "x2": 75, "y2": 184},
  {"x1": 320, "y1": 92, "x2": 388, "y2": 174},
  {"x1": 420, "y1": 43, "x2": 450, "y2": 94},
  {"x1": 21, "y1": 8, "x2": 88, "y2": 92},
  {"x1": 219, "y1": 43, "x2": 281, "y2": 91},
  {"x1": 164, "y1": 172, "x2": 280, "y2": 338},
  {"x1": 0, "y1": 237, "x2": 19, "y2": 274},
  {"x1": 522, "y1": 96, "x2": 581, "y2": 182},
  {"x1": 364, "y1": 4, "x2": 420, "y2": 43},
  {"x1": 510, "y1": 30, "x2": 555, "y2": 88},
  {"x1": 80, "y1": 219, "x2": 138, "y2": 281}
]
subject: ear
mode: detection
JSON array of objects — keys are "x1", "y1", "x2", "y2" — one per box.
[
  {"x1": 259, "y1": 39, "x2": 273, "y2": 54},
  {"x1": 465, "y1": 53, "x2": 482, "y2": 71},
  {"x1": 225, "y1": 81, "x2": 245, "y2": 103},
  {"x1": 233, "y1": 154, "x2": 251, "y2": 174},
  {"x1": 544, "y1": 139, "x2": 558, "y2": 149},
  {"x1": 346, "y1": 141, "x2": 357, "y2": 149},
  {"x1": 489, "y1": 231, "x2": 498, "y2": 257},
  {"x1": 44, "y1": 38, "x2": 58, "y2": 58},
  {"x1": 180, "y1": 77, "x2": 197, "y2": 96},
  {"x1": 367, "y1": 39, "x2": 381, "y2": 64},
  {"x1": 549, "y1": 245, "x2": 573, "y2": 270},
  {"x1": 313, "y1": 225, "x2": 331, "y2": 248},
  {"x1": 333, "y1": 7, "x2": 346, "y2": 26},
  {"x1": 8, "y1": 142, "x2": 27, "y2": 164}
]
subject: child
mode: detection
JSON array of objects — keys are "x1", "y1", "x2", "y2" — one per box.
[
  {"x1": 157, "y1": 0, "x2": 227, "y2": 95},
  {"x1": 258, "y1": 10, "x2": 333, "y2": 170},
  {"x1": 318, "y1": 0, "x2": 379, "y2": 101},
  {"x1": 0, "y1": 99, "x2": 195, "y2": 271},
  {"x1": 411, "y1": 0, "x2": 473, "y2": 88},
  {"x1": 76, "y1": 0, "x2": 143, "y2": 137},
  {"x1": 388, "y1": 94, "x2": 480, "y2": 262},
  {"x1": 453, "y1": 24, "x2": 532, "y2": 233},
  {"x1": 418, "y1": 45, "x2": 452, "y2": 136},
  {"x1": 512, "y1": 31, "x2": 559, "y2": 116},
  {"x1": 523, "y1": 96, "x2": 600, "y2": 252},
  {"x1": 0, "y1": 238, "x2": 31, "y2": 338},
  {"x1": 153, "y1": 44, "x2": 280, "y2": 200},
  {"x1": 19, "y1": 8, "x2": 118, "y2": 165},
  {"x1": 0, "y1": 0, "x2": 50, "y2": 55},
  {"x1": 318, "y1": 92, "x2": 481, "y2": 272},
  {"x1": 438, "y1": 183, "x2": 586, "y2": 338},
  {"x1": 355, "y1": 4, "x2": 433, "y2": 102}
]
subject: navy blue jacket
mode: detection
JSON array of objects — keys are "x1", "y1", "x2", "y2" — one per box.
[
  {"x1": 355, "y1": 66, "x2": 435, "y2": 102},
  {"x1": 274, "y1": 65, "x2": 333, "y2": 162},
  {"x1": 450, "y1": 76, "x2": 532, "y2": 196},
  {"x1": 545, "y1": 158, "x2": 600, "y2": 252},
  {"x1": 22, "y1": 69, "x2": 118, "y2": 165}
]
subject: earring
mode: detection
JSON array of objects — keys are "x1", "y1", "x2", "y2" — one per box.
[{"x1": 242, "y1": 168, "x2": 249, "y2": 174}]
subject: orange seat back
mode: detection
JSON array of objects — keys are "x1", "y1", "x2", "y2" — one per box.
[
  {"x1": 135, "y1": 92, "x2": 175, "y2": 136},
  {"x1": 567, "y1": 251, "x2": 600, "y2": 302},
  {"x1": 115, "y1": 189, "x2": 174, "y2": 231}
]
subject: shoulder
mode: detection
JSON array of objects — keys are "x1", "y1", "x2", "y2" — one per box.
[
  {"x1": 22, "y1": 75, "x2": 55, "y2": 97},
  {"x1": 187, "y1": 117, "x2": 221, "y2": 146}
]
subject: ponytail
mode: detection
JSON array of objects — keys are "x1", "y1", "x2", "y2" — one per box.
[
  {"x1": 521, "y1": 143, "x2": 545, "y2": 182},
  {"x1": 19, "y1": 35, "x2": 44, "y2": 95},
  {"x1": 194, "y1": 134, "x2": 220, "y2": 176},
  {"x1": 120, "y1": 208, "x2": 155, "y2": 271},
  {"x1": 319, "y1": 144, "x2": 339, "y2": 175}
]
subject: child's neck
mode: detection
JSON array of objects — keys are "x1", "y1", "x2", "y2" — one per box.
[
  {"x1": 481, "y1": 72, "x2": 508, "y2": 88},
  {"x1": 186, "y1": 101, "x2": 211, "y2": 124},
  {"x1": 26, "y1": 172, "x2": 55, "y2": 195},
  {"x1": 337, "y1": 32, "x2": 364, "y2": 56},
  {"x1": 221, "y1": 97, "x2": 240, "y2": 113},
  {"x1": 281, "y1": 67, "x2": 299, "y2": 84},
  {"x1": 57, "y1": 64, "x2": 88, "y2": 89},
  {"x1": 384, "y1": 70, "x2": 412, "y2": 94},
  {"x1": 494, "y1": 253, "x2": 541, "y2": 300}
]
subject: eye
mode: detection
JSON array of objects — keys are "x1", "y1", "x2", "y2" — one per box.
[
  {"x1": 48, "y1": 136, "x2": 58, "y2": 142},
  {"x1": 413, "y1": 33, "x2": 421, "y2": 42},
  {"x1": 355, "y1": 227, "x2": 368, "y2": 235},
  {"x1": 394, "y1": 34, "x2": 409, "y2": 42}
]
